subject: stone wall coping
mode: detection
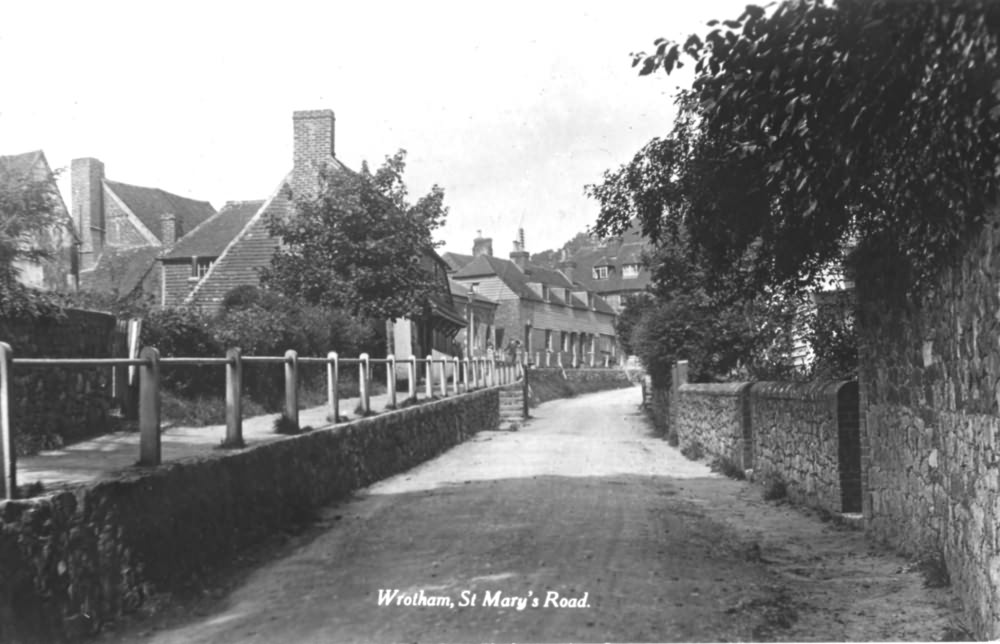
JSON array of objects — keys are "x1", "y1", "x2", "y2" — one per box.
[
  {"x1": 679, "y1": 381, "x2": 753, "y2": 396},
  {"x1": 750, "y1": 380, "x2": 854, "y2": 402}
]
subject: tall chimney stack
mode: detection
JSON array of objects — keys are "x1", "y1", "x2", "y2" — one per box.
[
  {"x1": 160, "y1": 213, "x2": 177, "y2": 248},
  {"x1": 71, "y1": 157, "x2": 105, "y2": 271},
  {"x1": 292, "y1": 109, "x2": 336, "y2": 200},
  {"x1": 473, "y1": 229, "x2": 493, "y2": 257},
  {"x1": 509, "y1": 227, "x2": 529, "y2": 270}
]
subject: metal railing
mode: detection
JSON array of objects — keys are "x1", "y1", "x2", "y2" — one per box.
[{"x1": 0, "y1": 342, "x2": 523, "y2": 499}]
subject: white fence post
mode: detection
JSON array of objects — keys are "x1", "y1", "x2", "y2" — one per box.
[
  {"x1": 387, "y1": 354, "x2": 397, "y2": 407},
  {"x1": 359, "y1": 352, "x2": 370, "y2": 414},
  {"x1": 224, "y1": 348, "x2": 243, "y2": 447},
  {"x1": 284, "y1": 349, "x2": 299, "y2": 429},
  {"x1": 438, "y1": 358, "x2": 447, "y2": 397},
  {"x1": 462, "y1": 358, "x2": 470, "y2": 392},
  {"x1": 0, "y1": 343, "x2": 14, "y2": 499},
  {"x1": 327, "y1": 351, "x2": 340, "y2": 422},
  {"x1": 452, "y1": 357, "x2": 460, "y2": 394},
  {"x1": 425, "y1": 355, "x2": 434, "y2": 397},
  {"x1": 408, "y1": 355, "x2": 417, "y2": 400},
  {"x1": 138, "y1": 346, "x2": 162, "y2": 466}
]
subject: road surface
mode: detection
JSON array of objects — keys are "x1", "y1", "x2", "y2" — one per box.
[{"x1": 100, "y1": 386, "x2": 966, "y2": 643}]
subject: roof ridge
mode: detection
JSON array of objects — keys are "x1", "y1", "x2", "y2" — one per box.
[{"x1": 105, "y1": 178, "x2": 213, "y2": 207}]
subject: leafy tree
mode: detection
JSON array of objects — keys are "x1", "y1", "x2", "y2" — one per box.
[
  {"x1": 601, "y1": 0, "x2": 1000, "y2": 298},
  {"x1": 530, "y1": 231, "x2": 595, "y2": 269},
  {"x1": 0, "y1": 164, "x2": 74, "y2": 317},
  {"x1": 262, "y1": 150, "x2": 448, "y2": 321}
]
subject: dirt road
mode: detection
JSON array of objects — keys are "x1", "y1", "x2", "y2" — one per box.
[{"x1": 100, "y1": 386, "x2": 966, "y2": 643}]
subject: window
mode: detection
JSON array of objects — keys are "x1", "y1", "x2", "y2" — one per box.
[
  {"x1": 190, "y1": 256, "x2": 214, "y2": 280},
  {"x1": 622, "y1": 264, "x2": 640, "y2": 278},
  {"x1": 470, "y1": 282, "x2": 479, "y2": 294},
  {"x1": 545, "y1": 330, "x2": 553, "y2": 350},
  {"x1": 196, "y1": 259, "x2": 213, "y2": 278},
  {"x1": 593, "y1": 266, "x2": 609, "y2": 280}
]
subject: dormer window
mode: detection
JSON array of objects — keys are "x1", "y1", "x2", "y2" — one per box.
[
  {"x1": 470, "y1": 282, "x2": 479, "y2": 294},
  {"x1": 190, "y1": 256, "x2": 214, "y2": 281},
  {"x1": 593, "y1": 266, "x2": 609, "y2": 280},
  {"x1": 622, "y1": 264, "x2": 640, "y2": 278}
]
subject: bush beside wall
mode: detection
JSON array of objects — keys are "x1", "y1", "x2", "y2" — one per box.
[
  {"x1": 0, "y1": 387, "x2": 499, "y2": 642},
  {"x1": 528, "y1": 367, "x2": 633, "y2": 406}
]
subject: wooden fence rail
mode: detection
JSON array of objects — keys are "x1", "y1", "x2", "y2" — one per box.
[{"x1": 0, "y1": 343, "x2": 523, "y2": 500}]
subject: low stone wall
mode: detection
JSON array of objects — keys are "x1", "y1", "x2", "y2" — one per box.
[
  {"x1": 750, "y1": 381, "x2": 861, "y2": 514},
  {"x1": 1, "y1": 309, "x2": 119, "y2": 454},
  {"x1": 0, "y1": 387, "x2": 499, "y2": 642},
  {"x1": 528, "y1": 367, "x2": 633, "y2": 405},
  {"x1": 676, "y1": 382, "x2": 752, "y2": 469}
]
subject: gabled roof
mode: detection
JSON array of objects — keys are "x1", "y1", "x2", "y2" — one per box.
[
  {"x1": 80, "y1": 245, "x2": 160, "y2": 296},
  {"x1": 452, "y1": 254, "x2": 615, "y2": 314},
  {"x1": 164, "y1": 200, "x2": 264, "y2": 260},
  {"x1": 104, "y1": 179, "x2": 215, "y2": 242},
  {"x1": 568, "y1": 240, "x2": 652, "y2": 295},
  {"x1": 442, "y1": 251, "x2": 474, "y2": 273}
]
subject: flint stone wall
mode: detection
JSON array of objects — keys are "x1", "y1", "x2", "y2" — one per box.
[
  {"x1": 750, "y1": 381, "x2": 861, "y2": 514},
  {"x1": 675, "y1": 382, "x2": 752, "y2": 469},
  {"x1": 857, "y1": 209, "x2": 1000, "y2": 638},
  {"x1": 0, "y1": 387, "x2": 499, "y2": 642}
]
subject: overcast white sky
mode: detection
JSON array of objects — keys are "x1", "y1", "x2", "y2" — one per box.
[{"x1": 1, "y1": 0, "x2": 747, "y2": 257}]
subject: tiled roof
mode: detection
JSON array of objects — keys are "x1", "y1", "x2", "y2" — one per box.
[
  {"x1": 568, "y1": 241, "x2": 652, "y2": 295},
  {"x1": 187, "y1": 180, "x2": 289, "y2": 309},
  {"x1": 442, "y1": 252, "x2": 474, "y2": 272},
  {"x1": 453, "y1": 255, "x2": 615, "y2": 314},
  {"x1": 80, "y1": 245, "x2": 160, "y2": 296},
  {"x1": 164, "y1": 200, "x2": 264, "y2": 260},
  {"x1": 104, "y1": 180, "x2": 215, "y2": 243}
]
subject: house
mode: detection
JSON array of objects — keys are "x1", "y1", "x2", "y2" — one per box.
[
  {"x1": 71, "y1": 157, "x2": 215, "y2": 300},
  {"x1": 448, "y1": 278, "x2": 499, "y2": 359},
  {"x1": 559, "y1": 222, "x2": 651, "y2": 312},
  {"x1": 175, "y1": 109, "x2": 466, "y2": 358},
  {"x1": 449, "y1": 230, "x2": 619, "y2": 366},
  {"x1": 0, "y1": 150, "x2": 75, "y2": 290}
]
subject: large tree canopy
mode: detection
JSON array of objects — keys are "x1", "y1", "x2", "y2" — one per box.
[
  {"x1": 594, "y1": 0, "x2": 1000, "y2": 297},
  {"x1": 262, "y1": 150, "x2": 448, "y2": 321}
]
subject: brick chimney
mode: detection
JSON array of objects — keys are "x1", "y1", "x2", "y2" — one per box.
[
  {"x1": 557, "y1": 248, "x2": 577, "y2": 284},
  {"x1": 473, "y1": 230, "x2": 493, "y2": 257},
  {"x1": 292, "y1": 109, "x2": 336, "y2": 200},
  {"x1": 160, "y1": 213, "x2": 177, "y2": 247},
  {"x1": 510, "y1": 228, "x2": 529, "y2": 271},
  {"x1": 71, "y1": 157, "x2": 105, "y2": 271}
]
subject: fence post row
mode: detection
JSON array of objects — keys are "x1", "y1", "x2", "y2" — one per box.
[
  {"x1": 359, "y1": 352, "x2": 370, "y2": 414},
  {"x1": 138, "y1": 346, "x2": 162, "y2": 467},
  {"x1": 0, "y1": 343, "x2": 14, "y2": 499},
  {"x1": 224, "y1": 347, "x2": 244, "y2": 448}
]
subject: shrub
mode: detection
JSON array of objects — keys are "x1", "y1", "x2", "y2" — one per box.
[
  {"x1": 141, "y1": 307, "x2": 222, "y2": 398},
  {"x1": 710, "y1": 456, "x2": 747, "y2": 480},
  {"x1": 762, "y1": 473, "x2": 788, "y2": 501},
  {"x1": 680, "y1": 440, "x2": 705, "y2": 461}
]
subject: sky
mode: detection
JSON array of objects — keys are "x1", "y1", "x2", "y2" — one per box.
[{"x1": 0, "y1": 0, "x2": 748, "y2": 257}]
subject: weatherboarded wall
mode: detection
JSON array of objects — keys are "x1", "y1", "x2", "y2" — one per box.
[
  {"x1": 857, "y1": 210, "x2": 1000, "y2": 638},
  {"x1": 0, "y1": 387, "x2": 499, "y2": 642}
]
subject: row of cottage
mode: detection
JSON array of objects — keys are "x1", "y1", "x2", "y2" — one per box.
[{"x1": 1, "y1": 109, "x2": 653, "y2": 365}]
